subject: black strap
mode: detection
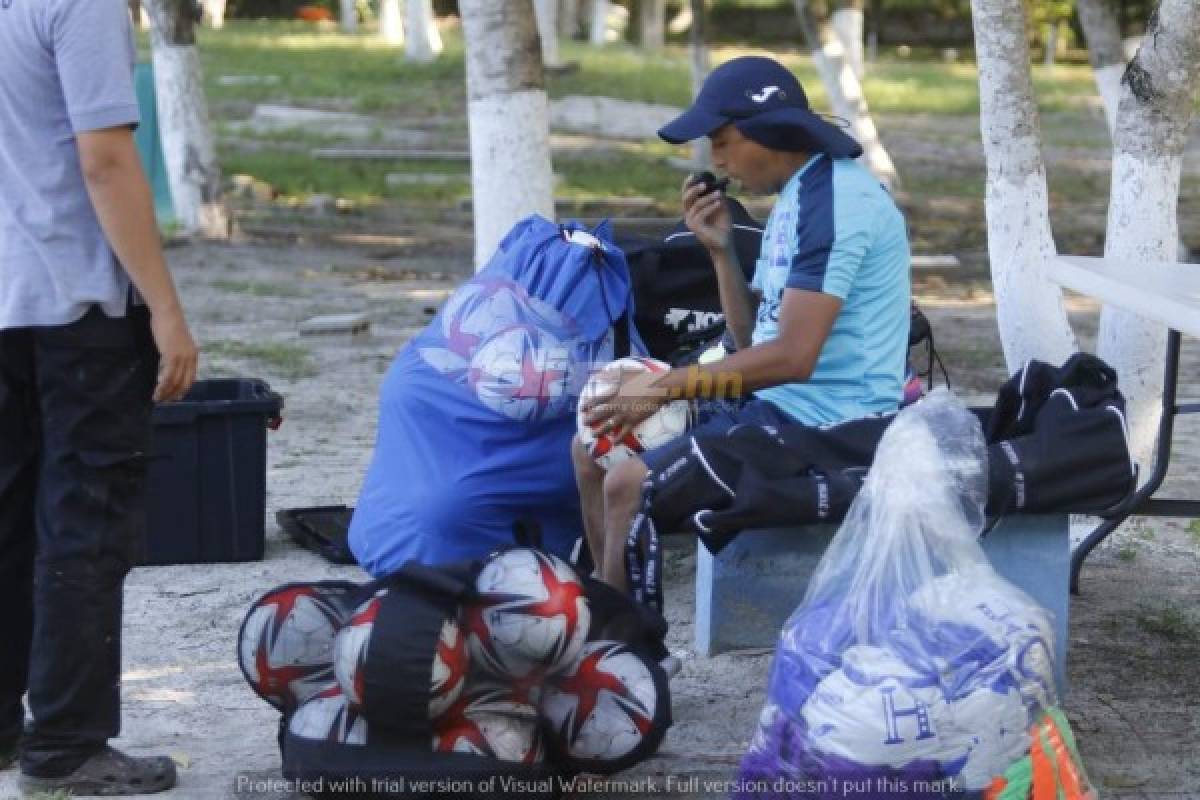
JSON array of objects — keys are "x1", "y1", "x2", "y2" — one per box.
[
  {"x1": 511, "y1": 517, "x2": 543, "y2": 549},
  {"x1": 615, "y1": 310, "x2": 631, "y2": 359},
  {"x1": 625, "y1": 478, "x2": 663, "y2": 612}
]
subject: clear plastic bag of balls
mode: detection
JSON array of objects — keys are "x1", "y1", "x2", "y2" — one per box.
[{"x1": 736, "y1": 390, "x2": 1094, "y2": 799}]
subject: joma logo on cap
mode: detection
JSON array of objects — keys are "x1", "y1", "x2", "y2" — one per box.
[{"x1": 748, "y1": 86, "x2": 783, "y2": 104}]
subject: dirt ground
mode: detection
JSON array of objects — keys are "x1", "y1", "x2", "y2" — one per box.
[{"x1": 2, "y1": 110, "x2": 1198, "y2": 799}]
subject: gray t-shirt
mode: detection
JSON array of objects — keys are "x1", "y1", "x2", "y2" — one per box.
[{"x1": 0, "y1": 0, "x2": 141, "y2": 330}]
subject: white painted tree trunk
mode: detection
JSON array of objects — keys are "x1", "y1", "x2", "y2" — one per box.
[
  {"x1": 144, "y1": 0, "x2": 226, "y2": 238},
  {"x1": 201, "y1": 0, "x2": 226, "y2": 30},
  {"x1": 793, "y1": 0, "x2": 898, "y2": 190},
  {"x1": 339, "y1": 0, "x2": 357, "y2": 33},
  {"x1": 589, "y1": 0, "x2": 610, "y2": 45},
  {"x1": 460, "y1": 0, "x2": 555, "y2": 269},
  {"x1": 534, "y1": 0, "x2": 563, "y2": 68},
  {"x1": 969, "y1": 0, "x2": 1077, "y2": 370},
  {"x1": 405, "y1": 0, "x2": 443, "y2": 63},
  {"x1": 641, "y1": 0, "x2": 666, "y2": 52},
  {"x1": 831, "y1": 4, "x2": 865, "y2": 80},
  {"x1": 1076, "y1": 0, "x2": 1125, "y2": 133},
  {"x1": 1096, "y1": 0, "x2": 1200, "y2": 466},
  {"x1": 380, "y1": 0, "x2": 404, "y2": 46}
]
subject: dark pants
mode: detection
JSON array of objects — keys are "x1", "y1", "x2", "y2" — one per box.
[{"x1": 0, "y1": 305, "x2": 157, "y2": 777}]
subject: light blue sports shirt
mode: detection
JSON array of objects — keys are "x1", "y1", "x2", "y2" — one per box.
[{"x1": 750, "y1": 154, "x2": 911, "y2": 425}]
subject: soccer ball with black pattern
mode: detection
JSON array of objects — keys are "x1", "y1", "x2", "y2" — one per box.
[
  {"x1": 238, "y1": 582, "x2": 359, "y2": 711},
  {"x1": 288, "y1": 683, "x2": 368, "y2": 745},
  {"x1": 461, "y1": 548, "x2": 590, "y2": 680}
]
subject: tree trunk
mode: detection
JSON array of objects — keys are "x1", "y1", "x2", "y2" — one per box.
[
  {"x1": 460, "y1": 0, "x2": 555, "y2": 268},
  {"x1": 380, "y1": 0, "x2": 404, "y2": 46},
  {"x1": 640, "y1": 0, "x2": 666, "y2": 51},
  {"x1": 1096, "y1": 0, "x2": 1200, "y2": 465},
  {"x1": 339, "y1": 0, "x2": 357, "y2": 33},
  {"x1": 831, "y1": 0, "x2": 865, "y2": 80},
  {"x1": 201, "y1": 0, "x2": 226, "y2": 29},
  {"x1": 533, "y1": 0, "x2": 563, "y2": 68},
  {"x1": 405, "y1": 0, "x2": 443, "y2": 63},
  {"x1": 1077, "y1": 0, "x2": 1125, "y2": 133},
  {"x1": 1043, "y1": 21, "x2": 1059, "y2": 70},
  {"x1": 560, "y1": 0, "x2": 580, "y2": 39},
  {"x1": 688, "y1": 0, "x2": 710, "y2": 167},
  {"x1": 144, "y1": 0, "x2": 226, "y2": 238},
  {"x1": 969, "y1": 0, "x2": 1077, "y2": 370},
  {"x1": 793, "y1": 0, "x2": 898, "y2": 190},
  {"x1": 589, "y1": 0, "x2": 610, "y2": 45}
]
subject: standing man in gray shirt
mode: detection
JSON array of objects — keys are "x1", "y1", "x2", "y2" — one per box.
[{"x1": 1, "y1": 0, "x2": 198, "y2": 794}]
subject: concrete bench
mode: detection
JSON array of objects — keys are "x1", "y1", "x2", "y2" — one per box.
[{"x1": 695, "y1": 513, "x2": 1070, "y2": 693}]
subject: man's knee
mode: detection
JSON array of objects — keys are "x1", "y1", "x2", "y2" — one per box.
[
  {"x1": 572, "y1": 436, "x2": 604, "y2": 481},
  {"x1": 602, "y1": 456, "x2": 648, "y2": 510}
]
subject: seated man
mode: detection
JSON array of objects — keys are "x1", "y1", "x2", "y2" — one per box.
[{"x1": 574, "y1": 56, "x2": 912, "y2": 591}]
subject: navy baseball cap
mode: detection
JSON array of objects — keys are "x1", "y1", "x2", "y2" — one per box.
[{"x1": 658, "y1": 56, "x2": 862, "y2": 158}]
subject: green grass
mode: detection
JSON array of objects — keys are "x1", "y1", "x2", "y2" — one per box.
[
  {"x1": 210, "y1": 279, "x2": 305, "y2": 297},
  {"x1": 204, "y1": 339, "x2": 316, "y2": 379},
  {"x1": 164, "y1": 20, "x2": 1112, "y2": 205},
  {"x1": 1136, "y1": 605, "x2": 1199, "y2": 642},
  {"x1": 1187, "y1": 519, "x2": 1200, "y2": 544}
]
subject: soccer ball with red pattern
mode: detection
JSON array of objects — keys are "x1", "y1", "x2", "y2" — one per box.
[
  {"x1": 431, "y1": 682, "x2": 543, "y2": 764},
  {"x1": 576, "y1": 357, "x2": 690, "y2": 470},
  {"x1": 461, "y1": 549, "x2": 590, "y2": 680},
  {"x1": 540, "y1": 641, "x2": 663, "y2": 770},
  {"x1": 288, "y1": 683, "x2": 368, "y2": 745},
  {"x1": 429, "y1": 617, "x2": 471, "y2": 718},
  {"x1": 332, "y1": 591, "x2": 471, "y2": 720},
  {"x1": 331, "y1": 591, "x2": 384, "y2": 709},
  {"x1": 238, "y1": 582, "x2": 358, "y2": 711}
]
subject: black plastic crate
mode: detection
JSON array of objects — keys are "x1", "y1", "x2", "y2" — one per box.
[{"x1": 142, "y1": 379, "x2": 283, "y2": 565}]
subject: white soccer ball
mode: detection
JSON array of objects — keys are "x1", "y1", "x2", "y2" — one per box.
[
  {"x1": 462, "y1": 549, "x2": 590, "y2": 679},
  {"x1": 331, "y1": 591, "x2": 384, "y2": 708},
  {"x1": 431, "y1": 682, "x2": 543, "y2": 764},
  {"x1": 576, "y1": 357, "x2": 690, "y2": 470},
  {"x1": 540, "y1": 641, "x2": 661, "y2": 767},
  {"x1": 288, "y1": 684, "x2": 369, "y2": 745},
  {"x1": 238, "y1": 583, "x2": 356, "y2": 711},
  {"x1": 429, "y1": 617, "x2": 470, "y2": 719}
]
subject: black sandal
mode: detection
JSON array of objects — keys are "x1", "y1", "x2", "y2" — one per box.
[{"x1": 19, "y1": 746, "x2": 177, "y2": 796}]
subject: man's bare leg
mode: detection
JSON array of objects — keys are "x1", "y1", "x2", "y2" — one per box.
[
  {"x1": 572, "y1": 436, "x2": 608, "y2": 575},
  {"x1": 600, "y1": 456, "x2": 650, "y2": 592}
]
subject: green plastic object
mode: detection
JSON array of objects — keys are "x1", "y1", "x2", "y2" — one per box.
[{"x1": 133, "y1": 62, "x2": 175, "y2": 227}]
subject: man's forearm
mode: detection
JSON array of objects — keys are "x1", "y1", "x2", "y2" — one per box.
[
  {"x1": 81, "y1": 139, "x2": 185, "y2": 317},
  {"x1": 655, "y1": 339, "x2": 811, "y2": 402},
  {"x1": 709, "y1": 244, "x2": 757, "y2": 349}
]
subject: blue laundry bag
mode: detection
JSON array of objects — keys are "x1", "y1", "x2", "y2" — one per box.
[{"x1": 350, "y1": 217, "x2": 644, "y2": 575}]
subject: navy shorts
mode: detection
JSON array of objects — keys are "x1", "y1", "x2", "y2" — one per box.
[{"x1": 640, "y1": 396, "x2": 797, "y2": 473}]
